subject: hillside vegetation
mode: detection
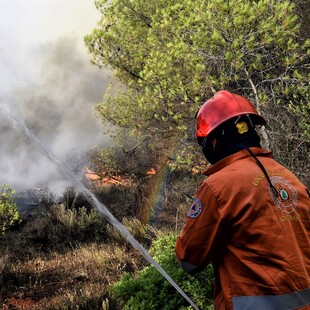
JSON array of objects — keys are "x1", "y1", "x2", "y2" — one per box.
[
  {"x1": 86, "y1": 0, "x2": 309, "y2": 187},
  {"x1": 0, "y1": 0, "x2": 309, "y2": 309},
  {"x1": 0, "y1": 174, "x2": 211, "y2": 309}
]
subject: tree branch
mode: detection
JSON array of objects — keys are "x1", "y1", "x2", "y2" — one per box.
[{"x1": 244, "y1": 68, "x2": 271, "y2": 150}]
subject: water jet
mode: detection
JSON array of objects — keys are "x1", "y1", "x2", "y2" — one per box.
[{"x1": 0, "y1": 106, "x2": 200, "y2": 310}]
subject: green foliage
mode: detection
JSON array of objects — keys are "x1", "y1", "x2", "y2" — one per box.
[
  {"x1": 19, "y1": 204, "x2": 107, "y2": 251},
  {"x1": 110, "y1": 234, "x2": 214, "y2": 309},
  {"x1": 50, "y1": 204, "x2": 107, "y2": 243},
  {"x1": 288, "y1": 85, "x2": 310, "y2": 139},
  {"x1": 86, "y1": 0, "x2": 309, "y2": 171},
  {"x1": 0, "y1": 185, "x2": 20, "y2": 235}
]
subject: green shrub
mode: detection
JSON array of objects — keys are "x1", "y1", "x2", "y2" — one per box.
[
  {"x1": 0, "y1": 185, "x2": 20, "y2": 235},
  {"x1": 16, "y1": 204, "x2": 107, "y2": 253},
  {"x1": 110, "y1": 234, "x2": 214, "y2": 310},
  {"x1": 106, "y1": 217, "x2": 150, "y2": 246},
  {"x1": 47, "y1": 204, "x2": 107, "y2": 244}
]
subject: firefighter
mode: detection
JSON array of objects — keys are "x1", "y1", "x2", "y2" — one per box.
[{"x1": 175, "y1": 90, "x2": 310, "y2": 309}]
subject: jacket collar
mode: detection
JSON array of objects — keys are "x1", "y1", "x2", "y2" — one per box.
[{"x1": 204, "y1": 147, "x2": 272, "y2": 176}]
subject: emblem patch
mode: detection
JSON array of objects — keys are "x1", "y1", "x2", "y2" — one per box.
[
  {"x1": 269, "y1": 176, "x2": 298, "y2": 214},
  {"x1": 236, "y1": 122, "x2": 248, "y2": 134},
  {"x1": 187, "y1": 198, "x2": 202, "y2": 218}
]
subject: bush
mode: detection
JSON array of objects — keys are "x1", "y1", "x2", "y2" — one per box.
[
  {"x1": 110, "y1": 234, "x2": 214, "y2": 310},
  {"x1": 10, "y1": 204, "x2": 108, "y2": 255},
  {"x1": 44, "y1": 204, "x2": 107, "y2": 245},
  {"x1": 106, "y1": 217, "x2": 150, "y2": 246},
  {"x1": 0, "y1": 185, "x2": 20, "y2": 236},
  {"x1": 62, "y1": 186, "x2": 93, "y2": 211}
]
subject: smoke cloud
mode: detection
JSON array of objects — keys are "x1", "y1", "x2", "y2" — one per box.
[{"x1": 0, "y1": 36, "x2": 111, "y2": 193}]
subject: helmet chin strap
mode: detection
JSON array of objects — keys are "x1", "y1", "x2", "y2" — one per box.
[{"x1": 244, "y1": 147, "x2": 278, "y2": 197}]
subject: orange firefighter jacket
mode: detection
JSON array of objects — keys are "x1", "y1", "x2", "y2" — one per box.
[{"x1": 175, "y1": 147, "x2": 310, "y2": 310}]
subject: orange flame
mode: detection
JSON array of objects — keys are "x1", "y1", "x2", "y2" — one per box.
[
  {"x1": 85, "y1": 168, "x2": 132, "y2": 187},
  {"x1": 146, "y1": 168, "x2": 156, "y2": 175}
]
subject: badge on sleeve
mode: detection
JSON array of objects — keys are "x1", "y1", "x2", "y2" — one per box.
[{"x1": 187, "y1": 198, "x2": 202, "y2": 218}]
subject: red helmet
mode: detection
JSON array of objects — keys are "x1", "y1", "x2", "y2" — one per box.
[{"x1": 196, "y1": 90, "x2": 266, "y2": 138}]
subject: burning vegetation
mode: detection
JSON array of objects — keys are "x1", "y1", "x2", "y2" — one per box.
[
  {"x1": 0, "y1": 167, "x2": 204, "y2": 309},
  {"x1": 85, "y1": 168, "x2": 134, "y2": 188}
]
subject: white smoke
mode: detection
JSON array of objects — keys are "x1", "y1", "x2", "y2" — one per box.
[
  {"x1": 0, "y1": 1, "x2": 113, "y2": 194},
  {"x1": 0, "y1": 37, "x2": 112, "y2": 194}
]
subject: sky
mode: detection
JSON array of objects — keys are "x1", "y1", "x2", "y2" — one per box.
[{"x1": 0, "y1": 0, "x2": 112, "y2": 193}]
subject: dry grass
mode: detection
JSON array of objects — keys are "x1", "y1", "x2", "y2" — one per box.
[
  {"x1": 0, "y1": 204, "x2": 148, "y2": 310},
  {"x1": 106, "y1": 217, "x2": 151, "y2": 246},
  {"x1": 0, "y1": 239, "x2": 145, "y2": 310},
  {"x1": 0, "y1": 170, "x2": 192, "y2": 309}
]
